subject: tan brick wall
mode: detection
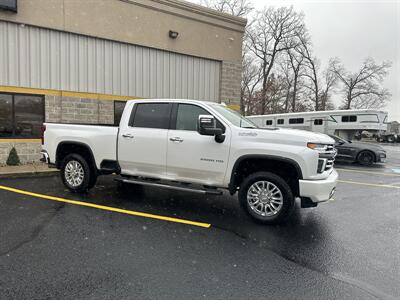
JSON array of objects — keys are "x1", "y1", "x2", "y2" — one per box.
[
  {"x1": 45, "y1": 96, "x2": 115, "y2": 125},
  {"x1": 45, "y1": 95, "x2": 62, "y2": 123},
  {"x1": 99, "y1": 100, "x2": 115, "y2": 125},
  {"x1": 220, "y1": 60, "x2": 242, "y2": 106},
  {"x1": 61, "y1": 98, "x2": 99, "y2": 124},
  {"x1": 0, "y1": 142, "x2": 42, "y2": 166}
]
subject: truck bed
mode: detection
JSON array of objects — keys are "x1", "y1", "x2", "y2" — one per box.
[{"x1": 43, "y1": 123, "x2": 119, "y2": 168}]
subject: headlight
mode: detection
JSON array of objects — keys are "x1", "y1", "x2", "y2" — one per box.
[{"x1": 307, "y1": 143, "x2": 329, "y2": 151}]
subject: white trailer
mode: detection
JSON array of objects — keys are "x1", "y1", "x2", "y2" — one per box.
[{"x1": 247, "y1": 109, "x2": 388, "y2": 140}]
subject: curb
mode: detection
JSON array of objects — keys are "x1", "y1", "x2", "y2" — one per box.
[{"x1": 0, "y1": 169, "x2": 59, "y2": 179}]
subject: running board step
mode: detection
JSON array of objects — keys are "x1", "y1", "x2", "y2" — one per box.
[{"x1": 115, "y1": 177, "x2": 223, "y2": 195}]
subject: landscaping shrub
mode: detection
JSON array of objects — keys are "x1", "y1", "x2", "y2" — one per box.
[{"x1": 6, "y1": 147, "x2": 20, "y2": 166}]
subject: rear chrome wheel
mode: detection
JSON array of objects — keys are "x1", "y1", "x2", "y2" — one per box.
[
  {"x1": 64, "y1": 160, "x2": 85, "y2": 187},
  {"x1": 61, "y1": 154, "x2": 93, "y2": 193},
  {"x1": 247, "y1": 181, "x2": 283, "y2": 217}
]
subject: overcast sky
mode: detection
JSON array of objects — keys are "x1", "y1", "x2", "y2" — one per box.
[
  {"x1": 193, "y1": 0, "x2": 400, "y2": 121},
  {"x1": 250, "y1": 0, "x2": 400, "y2": 121}
]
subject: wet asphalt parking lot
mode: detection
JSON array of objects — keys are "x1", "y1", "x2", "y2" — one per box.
[{"x1": 0, "y1": 145, "x2": 399, "y2": 299}]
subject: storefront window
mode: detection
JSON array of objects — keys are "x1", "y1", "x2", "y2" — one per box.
[
  {"x1": 0, "y1": 93, "x2": 44, "y2": 138},
  {"x1": 114, "y1": 101, "x2": 126, "y2": 125}
]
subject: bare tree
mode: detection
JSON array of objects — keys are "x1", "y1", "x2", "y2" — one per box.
[
  {"x1": 299, "y1": 33, "x2": 321, "y2": 111},
  {"x1": 331, "y1": 57, "x2": 392, "y2": 109},
  {"x1": 286, "y1": 47, "x2": 305, "y2": 112},
  {"x1": 319, "y1": 58, "x2": 338, "y2": 110},
  {"x1": 247, "y1": 6, "x2": 305, "y2": 114},
  {"x1": 199, "y1": 0, "x2": 253, "y2": 17},
  {"x1": 278, "y1": 59, "x2": 294, "y2": 112},
  {"x1": 241, "y1": 53, "x2": 262, "y2": 115}
]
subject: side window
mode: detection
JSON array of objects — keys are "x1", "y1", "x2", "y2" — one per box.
[
  {"x1": 131, "y1": 103, "x2": 171, "y2": 129},
  {"x1": 342, "y1": 115, "x2": 357, "y2": 122},
  {"x1": 175, "y1": 104, "x2": 224, "y2": 131},
  {"x1": 266, "y1": 120, "x2": 273, "y2": 126},
  {"x1": 277, "y1": 119, "x2": 284, "y2": 125},
  {"x1": 314, "y1": 119, "x2": 323, "y2": 125},
  {"x1": 176, "y1": 104, "x2": 210, "y2": 131},
  {"x1": 289, "y1": 118, "x2": 304, "y2": 124}
]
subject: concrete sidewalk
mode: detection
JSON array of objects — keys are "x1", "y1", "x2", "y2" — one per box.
[{"x1": 0, "y1": 163, "x2": 58, "y2": 178}]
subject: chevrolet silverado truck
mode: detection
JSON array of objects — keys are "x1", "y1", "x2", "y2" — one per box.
[{"x1": 41, "y1": 99, "x2": 338, "y2": 224}]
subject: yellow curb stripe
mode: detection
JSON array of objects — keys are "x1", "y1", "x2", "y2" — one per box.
[
  {"x1": 336, "y1": 168, "x2": 400, "y2": 177},
  {"x1": 338, "y1": 180, "x2": 400, "y2": 189},
  {"x1": 0, "y1": 185, "x2": 211, "y2": 229}
]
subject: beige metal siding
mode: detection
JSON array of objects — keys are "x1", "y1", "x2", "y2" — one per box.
[{"x1": 0, "y1": 21, "x2": 221, "y2": 101}]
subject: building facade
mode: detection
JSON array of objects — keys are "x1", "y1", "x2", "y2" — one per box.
[{"x1": 0, "y1": 0, "x2": 246, "y2": 165}]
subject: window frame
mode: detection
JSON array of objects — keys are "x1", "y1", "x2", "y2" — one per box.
[
  {"x1": 128, "y1": 102, "x2": 173, "y2": 129},
  {"x1": 0, "y1": 92, "x2": 45, "y2": 139},
  {"x1": 277, "y1": 119, "x2": 284, "y2": 125},
  {"x1": 265, "y1": 120, "x2": 273, "y2": 126}
]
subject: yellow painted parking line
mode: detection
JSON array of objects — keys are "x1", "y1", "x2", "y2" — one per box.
[
  {"x1": 0, "y1": 185, "x2": 211, "y2": 229},
  {"x1": 338, "y1": 180, "x2": 400, "y2": 189},
  {"x1": 336, "y1": 168, "x2": 400, "y2": 177}
]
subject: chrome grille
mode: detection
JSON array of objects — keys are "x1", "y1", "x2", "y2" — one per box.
[{"x1": 317, "y1": 144, "x2": 336, "y2": 173}]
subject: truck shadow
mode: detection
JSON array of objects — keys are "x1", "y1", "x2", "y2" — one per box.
[{"x1": 97, "y1": 178, "x2": 333, "y2": 274}]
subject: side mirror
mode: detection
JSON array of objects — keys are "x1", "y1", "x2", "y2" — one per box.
[
  {"x1": 197, "y1": 115, "x2": 225, "y2": 143},
  {"x1": 198, "y1": 115, "x2": 223, "y2": 136}
]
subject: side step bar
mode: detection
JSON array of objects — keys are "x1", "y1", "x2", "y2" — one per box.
[{"x1": 115, "y1": 177, "x2": 223, "y2": 195}]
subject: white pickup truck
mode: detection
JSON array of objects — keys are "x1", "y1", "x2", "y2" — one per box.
[{"x1": 41, "y1": 99, "x2": 338, "y2": 224}]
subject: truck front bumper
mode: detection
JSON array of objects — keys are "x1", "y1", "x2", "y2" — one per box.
[{"x1": 299, "y1": 169, "x2": 338, "y2": 203}]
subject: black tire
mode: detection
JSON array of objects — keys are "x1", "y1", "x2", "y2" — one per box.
[
  {"x1": 357, "y1": 151, "x2": 375, "y2": 166},
  {"x1": 60, "y1": 153, "x2": 93, "y2": 193},
  {"x1": 88, "y1": 172, "x2": 98, "y2": 190},
  {"x1": 238, "y1": 172, "x2": 295, "y2": 225},
  {"x1": 387, "y1": 136, "x2": 395, "y2": 143}
]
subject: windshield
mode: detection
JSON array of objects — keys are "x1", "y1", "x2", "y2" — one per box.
[{"x1": 211, "y1": 104, "x2": 258, "y2": 128}]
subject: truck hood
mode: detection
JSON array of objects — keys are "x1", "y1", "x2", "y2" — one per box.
[{"x1": 240, "y1": 127, "x2": 335, "y2": 145}]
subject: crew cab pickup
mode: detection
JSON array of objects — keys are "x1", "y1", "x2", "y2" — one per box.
[{"x1": 41, "y1": 99, "x2": 338, "y2": 224}]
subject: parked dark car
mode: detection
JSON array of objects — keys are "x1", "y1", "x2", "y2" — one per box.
[{"x1": 328, "y1": 134, "x2": 387, "y2": 166}]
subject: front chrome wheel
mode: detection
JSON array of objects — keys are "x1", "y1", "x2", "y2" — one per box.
[
  {"x1": 64, "y1": 160, "x2": 85, "y2": 187},
  {"x1": 247, "y1": 181, "x2": 283, "y2": 217}
]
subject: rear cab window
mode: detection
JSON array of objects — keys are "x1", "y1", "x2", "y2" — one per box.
[{"x1": 129, "y1": 103, "x2": 171, "y2": 129}]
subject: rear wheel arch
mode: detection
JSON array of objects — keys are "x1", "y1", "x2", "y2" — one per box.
[
  {"x1": 229, "y1": 155, "x2": 303, "y2": 196},
  {"x1": 56, "y1": 141, "x2": 97, "y2": 172}
]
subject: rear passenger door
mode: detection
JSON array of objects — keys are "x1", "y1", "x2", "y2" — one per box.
[
  {"x1": 166, "y1": 103, "x2": 230, "y2": 186},
  {"x1": 118, "y1": 102, "x2": 172, "y2": 178}
]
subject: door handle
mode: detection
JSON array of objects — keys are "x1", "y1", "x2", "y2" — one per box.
[
  {"x1": 169, "y1": 137, "x2": 184, "y2": 143},
  {"x1": 122, "y1": 134, "x2": 134, "y2": 139}
]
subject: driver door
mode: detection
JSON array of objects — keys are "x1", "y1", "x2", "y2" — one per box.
[{"x1": 166, "y1": 103, "x2": 230, "y2": 186}]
